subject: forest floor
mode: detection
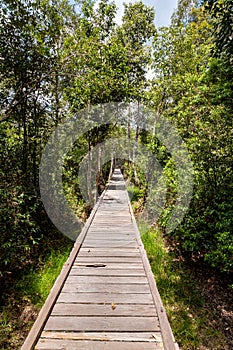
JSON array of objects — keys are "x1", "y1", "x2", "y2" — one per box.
[
  {"x1": 175, "y1": 257, "x2": 233, "y2": 349},
  {"x1": 194, "y1": 264, "x2": 232, "y2": 347}
]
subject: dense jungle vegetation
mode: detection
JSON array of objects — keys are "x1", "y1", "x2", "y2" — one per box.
[{"x1": 0, "y1": 0, "x2": 232, "y2": 348}]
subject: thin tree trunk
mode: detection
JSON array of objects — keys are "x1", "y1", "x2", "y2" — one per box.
[
  {"x1": 127, "y1": 103, "x2": 131, "y2": 163},
  {"x1": 55, "y1": 70, "x2": 60, "y2": 125},
  {"x1": 132, "y1": 101, "x2": 140, "y2": 184},
  {"x1": 87, "y1": 131, "x2": 92, "y2": 204}
]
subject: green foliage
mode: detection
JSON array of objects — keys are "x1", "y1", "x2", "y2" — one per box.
[
  {"x1": 0, "y1": 0, "x2": 77, "y2": 276},
  {"x1": 118, "y1": 1, "x2": 156, "y2": 100},
  {"x1": 148, "y1": 3, "x2": 233, "y2": 274},
  {"x1": 204, "y1": 0, "x2": 233, "y2": 61},
  {"x1": 141, "y1": 223, "x2": 229, "y2": 349},
  {"x1": 0, "y1": 0, "x2": 156, "y2": 283}
]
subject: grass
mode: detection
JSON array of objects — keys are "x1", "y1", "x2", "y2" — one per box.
[
  {"x1": 15, "y1": 245, "x2": 72, "y2": 307},
  {"x1": 139, "y1": 220, "x2": 229, "y2": 350},
  {"x1": 126, "y1": 183, "x2": 145, "y2": 213},
  {"x1": 0, "y1": 242, "x2": 72, "y2": 349}
]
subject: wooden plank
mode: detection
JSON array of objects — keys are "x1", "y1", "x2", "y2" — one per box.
[
  {"x1": 69, "y1": 268, "x2": 146, "y2": 276},
  {"x1": 83, "y1": 237, "x2": 137, "y2": 242},
  {"x1": 51, "y1": 303, "x2": 158, "y2": 317},
  {"x1": 78, "y1": 253, "x2": 141, "y2": 258},
  {"x1": 44, "y1": 316, "x2": 160, "y2": 332},
  {"x1": 81, "y1": 231, "x2": 135, "y2": 235},
  {"x1": 65, "y1": 275, "x2": 148, "y2": 284},
  {"x1": 80, "y1": 246, "x2": 139, "y2": 250},
  {"x1": 61, "y1": 282, "x2": 151, "y2": 294},
  {"x1": 73, "y1": 263, "x2": 143, "y2": 269},
  {"x1": 84, "y1": 236, "x2": 136, "y2": 241},
  {"x1": 75, "y1": 257, "x2": 142, "y2": 263},
  {"x1": 89, "y1": 230, "x2": 133, "y2": 233},
  {"x1": 91, "y1": 225, "x2": 132, "y2": 227},
  {"x1": 40, "y1": 331, "x2": 163, "y2": 342},
  {"x1": 88, "y1": 221, "x2": 132, "y2": 224},
  {"x1": 57, "y1": 292, "x2": 154, "y2": 304},
  {"x1": 82, "y1": 242, "x2": 138, "y2": 248},
  {"x1": 36, "y1": 339, "x2": 164, "y2": 350},
  {"x1": 78, "y1": 249, "x2": 141, "y2": 257}
]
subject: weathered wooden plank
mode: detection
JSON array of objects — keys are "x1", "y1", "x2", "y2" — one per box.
[
  {"x1": 84, "y1": 236, "x2": 136, "y2": 241},
  {"x1": 75, "y1": 257, "x2": 142, "y2": 263},
  {"x1": 88, "y1": 229, "x2": 132, "y2": 232},
  {"x1": 65, "y1": 275, "x2": 148, "y2": 284},
  {"x1": 51, "y1": 303, "x2": 157, "y2": 317},
  {"x1": 80, "y1": 247, "x2": 140, "y2": 251},
  {"x1": 44, "y1": 316, "x2": 160, "y2": 332},
  {"x1": 61, "y1": 282, "x2": 151, "y2": 294},
  {"x1": 88, "y1": 223, "x2": 133, "y2": 226},
  {"x1": 57, "y1": 292, "x2": 154, "y2": 304},
  {"x1": 83, "y1": 237, "x2": 137, "y2": 242},
  {"x1": 89, "y1": 224, "x2": 132, "y2": 226},
  {"x1": 73, "y1": 262, "x2": 143, "y2": 269},
  {"x1": 94, "y1": 220, "x2": 131, "y2": 222},
  {"x1": 40, "y1": 331, "x2": 163, "y2": 342},
  {"x1": 69, "y1": 268, "x2": 146, "y2": 276},
  {"x1": 80, "y1": 232, "x2": 135, "y2": 236},
  {"x1": 82, "y1": 243, "x2": 138, "y2": 248},
  {"x1": 78, "y1": 251, "x2": 141, "y2": 257},
  {"x1": 36, "y1": 339, "x2": 164, "y2": 350},
  {"x1": 88, "y1": 221, "x2": 132, "y2": 224}
]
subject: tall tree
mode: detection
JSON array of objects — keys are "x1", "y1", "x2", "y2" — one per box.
[
  {"x1": 203, "y1": 0, "x2": 233, "y2": 61},
  {"x1": 0, "y1": 0, "x2": 77, "y2": 274},
  {"x1": 148, "y1": 2, "x2": 233, "y2": 273}
]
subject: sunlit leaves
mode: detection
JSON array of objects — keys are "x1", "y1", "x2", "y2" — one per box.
[{"x1": 149, "y1": 2, "x2": 233, "y2": 273}]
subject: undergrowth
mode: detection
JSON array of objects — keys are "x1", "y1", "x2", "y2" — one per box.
[
  {"x1": 140, "y1": 221, "x2": 229, "y2": 350},
  {"x1": 0, "y1": 241, "x2": 72, "y2": 349},
  {"x1": 15, "y1": 244, "x2": 72, "y2": 307}
]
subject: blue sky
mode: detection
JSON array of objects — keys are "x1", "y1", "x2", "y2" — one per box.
[{"x1": 114, "y1": 0, "x2": 178, "y2": 27}]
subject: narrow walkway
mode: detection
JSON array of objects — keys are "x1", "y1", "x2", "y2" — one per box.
[{"x1": 22, "y1": 169, "x2": 178, "y2": 350}]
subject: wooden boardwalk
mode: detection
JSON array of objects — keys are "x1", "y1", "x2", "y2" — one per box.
[{"x1": 21, "y1": 169, "x2": 178, "y2": 350}]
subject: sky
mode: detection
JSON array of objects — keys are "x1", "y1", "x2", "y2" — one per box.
[{"x1": 114, "y1": 0, "x2": 178, "y2": 28}]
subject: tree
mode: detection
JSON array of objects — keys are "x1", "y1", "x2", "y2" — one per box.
[
  {"x1": 0, "y1": 0, "x2": 77, "y2": 275},
  {"x1": 203, "y1": 0, "x2": 233, "y2": 61},
  {"x1": 148, "y1": 2, "x2": 233, "y2": 273},
  {"x1": 117, "y1": 0, "x2": 156, "y2": 100}
]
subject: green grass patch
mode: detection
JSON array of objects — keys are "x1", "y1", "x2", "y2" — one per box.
[
  {"x1": 0, "y1": 242, "x2": 72, "y2": 349},
  {"x1": 15, "y1": 243, "x2": 72, "y2": 307},
  {"x1": 127, "y1": 184, "x2": 145, "y2": 213},
  {"x1": 140, "y1": 220, "x2": 228, "y2": 350}
]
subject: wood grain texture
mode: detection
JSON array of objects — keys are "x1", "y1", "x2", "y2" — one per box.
[
  {"x1": 51, "y1": 303, "x2": 158, "y2": 317},
  {"x1": 36, "y1": 339, "x2": 164, "y2": 350},
  {"x1": 44, "y1": 316, "x2": 160, "y2": 332},
  {"x1": 40, "y1": 331, "x2": 163, "y2": 342},
  {"x1": 69, "y1": 268, "x2": 146, "y2": 276},
  {"x1": 61, "y1": 282, "x2": 151, "y2": 293},
  {"x1": 65, "y1": 275, "x2": 148, "y2": 284},
  {"x1": 57, "y1": 292, "x2": 154, "y2": 304}
]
